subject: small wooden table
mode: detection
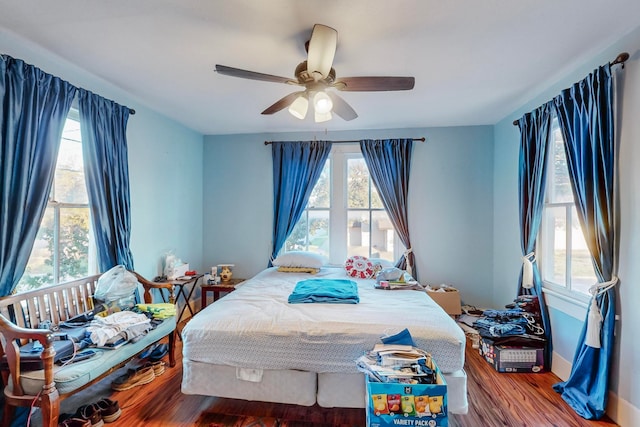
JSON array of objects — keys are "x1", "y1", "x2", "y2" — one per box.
[{"x1": 200, "y1": 278, "x2": 244, "y2": 310}]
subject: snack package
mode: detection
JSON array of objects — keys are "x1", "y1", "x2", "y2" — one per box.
[
  {"x1": 401, "y1": 395, "x2": 416, "y2": 416},
  {"x1": 414, "y1": 395, "x2": 431, "y2": 416},
  {"x1": 387, "y1": 394, "x2": 401, "y2": 414},
  {"x1": 371, "y1": 394, "x2": 389, "y2": 415},
  {"x1": 429, "y1": 395, "x2": 444, "y2": 415}
]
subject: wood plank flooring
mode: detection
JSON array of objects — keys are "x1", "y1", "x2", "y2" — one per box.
[{"x1": 34, "y1": 331, "x2": 618, "y2": 427}]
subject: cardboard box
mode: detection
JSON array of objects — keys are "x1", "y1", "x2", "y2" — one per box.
[
  {"x1": 426, "y1": 287, "x2": 461, "y2": 316},
  {"x1": 366, "y1": 366, "x2": 448, "y2": 427},
  {"x1": 480, "y1": 337, "x2": 545, "y2": 373}
]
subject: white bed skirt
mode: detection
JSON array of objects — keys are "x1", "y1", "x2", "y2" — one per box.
[
  {"x1": 182, "y1": 360, "x2": 468, "y2": 414},
  {"x1": 182, "y1": 359, "x2": 317, "y2": 406}
]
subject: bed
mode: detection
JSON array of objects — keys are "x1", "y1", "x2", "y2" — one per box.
[{"x1": 181, "y1": 266, "x2": 468, "y2": 414}]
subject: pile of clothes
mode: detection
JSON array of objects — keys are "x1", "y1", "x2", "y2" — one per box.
[{"x1": 471, "y1": 294, "x2": 546, "y2": 348}]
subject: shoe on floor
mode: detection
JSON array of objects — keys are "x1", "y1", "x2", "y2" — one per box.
[
  {"x1": 94, "y1": 398, "x2": 122, "y2": 423},
  {"x1": 138, "y1": 360, "x2": 165, "y2": 376},
  {"x1": 58, "y1": 418, "x2": 91, "y2": 427},
  {"x1": 111, "y1": 366, "x2": 155, "y2": 391},
  {"x1": 149, "y1": 343, "x2": 168, "y2": 362},
  {"x1": 138, "y1": 342, "x2": 159, "y2": 359},
  {"x1": 74, "y1": 404, "x2": 104, "y2": 427}
]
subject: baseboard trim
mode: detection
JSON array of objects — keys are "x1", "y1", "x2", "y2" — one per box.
[
  {"x1": 552, "y1": 351, "x2": 639, "y2": 425},
  {"x1": 607, "y1": 390, "x2": 639, "y2": 427},
  {"x1": 551, "y1": 351, "x2": 571, "y2": 381}
]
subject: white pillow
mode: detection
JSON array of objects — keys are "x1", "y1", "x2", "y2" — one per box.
[
  {"x1": 272, "y1": 251, "x2": 325, "y2": 269},
  {"x1": 369, "y1": 258, "x2": 394, "y2": 269}
]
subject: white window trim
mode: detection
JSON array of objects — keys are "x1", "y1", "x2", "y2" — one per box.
[
  {"x1": 287, "y1": 143, "x2": 404, "y2": 266},
  {"x1": 542, "y1": 285, "x2": 588, "y2": 321}
]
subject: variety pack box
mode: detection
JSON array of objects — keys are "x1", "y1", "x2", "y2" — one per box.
[
  {"x1": 480, "y1": 337, "x2": 545, "y2": 373},
  {"x1": 366, "y1": 368, "x2": 448, "y2": 427},
  {"x1": 426, "y1": 286, "x2": 461, "y2": 316}
]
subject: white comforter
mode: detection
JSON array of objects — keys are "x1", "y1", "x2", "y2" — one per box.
[{"x1": 182, "y1": 267, "x2": 465, "y2": 373}]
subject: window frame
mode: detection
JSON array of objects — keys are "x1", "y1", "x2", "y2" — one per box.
[
  {"x1": 284, "y1": 143, "x2": 404, "y2": 265},
  {"x1": 16, "y1": 109, "x2": 98, "y2": 293},
  {"x1": 538, "y1": 116, "x2": 593, "y2": 311}
]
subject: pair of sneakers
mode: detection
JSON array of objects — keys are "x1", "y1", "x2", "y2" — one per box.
[
  {"x1": 111, "y1": 360, "x2": 165, "y2": 391},
  {"x1": 58, "y1": 398, "x2": 121, "y2": 427}
]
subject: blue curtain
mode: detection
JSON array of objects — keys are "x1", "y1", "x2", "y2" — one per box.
[
  {"x1": 270, "y1": 141, "x2": 332, "y2": 265},
  {"x1": 0, "y1": 55, "x2": 76, "y2": 296},
  {"x1": 552, "y1": 64, "x2": 617, "y2": 420},
  {"x1": 359, "y1": 139, "x2": 415, "y2": 277},
  {"x1": 516, "y1": 102, "x2": 554, "y2": 368},
  {"x1": 78, "y1": 89, "x2": 134, "y2": 271}
]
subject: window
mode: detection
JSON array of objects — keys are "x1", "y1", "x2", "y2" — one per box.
[
  {"x1": 539, "y1": 117, "x2": 596, "y2": 299},
  {"x1": 16, "y1": 111, "x2": 97, "y2": 294},
  {"x1": 284, "y1": 144, "x2": 404, "y2": 265}
]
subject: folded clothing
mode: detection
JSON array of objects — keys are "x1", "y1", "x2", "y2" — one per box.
[
  {"x1": 288, "y1": 279, "x2": 359, "y2": 304},
  {"x1": 136, "y1": 303, "x2": 176, "y2": 319},
  {"x1": 0, "y1": 339, "x2": 75, "y2": 371}
]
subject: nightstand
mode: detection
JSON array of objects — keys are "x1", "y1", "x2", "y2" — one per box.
[{"x1": 200, "y1": 278, "x2": 244, "y2": 310}]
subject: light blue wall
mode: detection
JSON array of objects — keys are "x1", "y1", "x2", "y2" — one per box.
[
  {"x1": 6, "y1": 19, "x2": 637, "y2": 421},
  {"x1": 203, "y1": 126, "x2": 495, "y2": 307},
  {"x1": 493, "y1": 25, "x2": 640, "y2": 418},
  {"x1": 1, "y1": 30, "x2": 205, "y2": 280}
]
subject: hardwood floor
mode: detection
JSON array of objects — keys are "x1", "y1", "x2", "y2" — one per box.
[{"x1": 36, "y1": 331, "x2": 618, "y2": 427}]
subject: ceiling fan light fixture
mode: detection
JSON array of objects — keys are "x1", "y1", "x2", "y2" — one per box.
[
  {"x1": 288, "y1": 94, "x2": 309, "y2": 120},
  {"x1": 313, "y1": 91, "x2": 333, "y2": 114},
  {"x1": 315, "y1": 110, "x2": 332, "y2": 123}
]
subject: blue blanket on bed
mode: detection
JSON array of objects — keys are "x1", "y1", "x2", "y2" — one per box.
[{"x1": 287, "y1": 279, "x2": 360, "y2": 304}]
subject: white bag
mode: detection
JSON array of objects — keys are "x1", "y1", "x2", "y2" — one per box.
[{"x1": 95, "y1": 265, "x2": 138, "y2": 302}]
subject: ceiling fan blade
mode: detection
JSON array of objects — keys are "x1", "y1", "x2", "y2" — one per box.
[
  {"x1": 327, "y1": 92, "x2": 358, "y2": 121},
  {"x1": 261, "y1": 91, "x2": 305, "y2": 115},
  {"x1": 335, "y1": 76, "x2": 415, "y2": 91},
  {"x1": 215, "y1": 64, "x2": 293, "y2": 84},
  {"x1": 306, "y1": 24, "x2": 337, "y2": 79}
]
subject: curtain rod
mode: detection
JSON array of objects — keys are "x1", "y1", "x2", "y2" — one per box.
[
  {"x1": 512, "y1": 51, "x2": 629, "y2": 126},
  {"x1": 264, "y1": 137, "x2": 425, "y2": 145}
]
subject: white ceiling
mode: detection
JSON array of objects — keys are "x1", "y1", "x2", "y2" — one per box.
[{"x1": 1, "y1": 0, "x2": 639, "y2": 135}]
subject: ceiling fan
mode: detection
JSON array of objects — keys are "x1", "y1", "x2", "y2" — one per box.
[{"x1": 215, "y1": 24, "x2": 415, "y2": 123}]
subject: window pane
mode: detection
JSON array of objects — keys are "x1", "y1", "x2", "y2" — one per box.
[
  {"x1": 285, "y1": 214, "x2": 308, "y2": 252},
  {"x1": 308, "y1": 211, "x2": 329, "y2": 258},
  {"x1": 308, "y1": 160, "x2": 330, "y2": 209},
  {"x1": 55, "y1": 120, "x2": 88, "y2": 204},
  {"x1": 285, "y1": 211, "x2": 330, "y2": 258},
  {"x1": 59, "y1": 207, "x2": 91, "y2": 282},
  {"x1": 347, "y1": 158, "x2": 369, "y2": 208},
  {"x1": 16, "y1": 209, "x2": 55, "y2": 293},
  {"x1": 347, "y1": 211, "x2": 370, "y2": 257},
  {"x1": 548, "y1": 123, "x2": 573, "y2": 204},
  {"x1": 371, "y1": 183, "x2": 383, "y2": 209},
  {"x1": 541, "y1": 206, "x2": 566, "y2": 287},
  {"x1": 371, "y1": 211, "x2": 395, "y2": 260},
  {"x1": 570, "y1": 209, "x2": 597, "y2": 295}
]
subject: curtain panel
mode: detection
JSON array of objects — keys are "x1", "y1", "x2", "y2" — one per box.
[
  {"x1": 359, "y1": 139, "x2": 415, "y2": 277},
  {"x1": 0, "y1": 55, "x2": 76, "y2": 296},
  {"x1": 78, "y1": 89, "x2": 134, "y2": 271},
  {"x1": 269, "y1": 141, "x2": 332, "y2": 265},
  {"x1": 552, "y1": 64, "x2": 617, "y2": 420},
  {"x1": 516, "y1": 102, "x2": 554, "y2": 369}
]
